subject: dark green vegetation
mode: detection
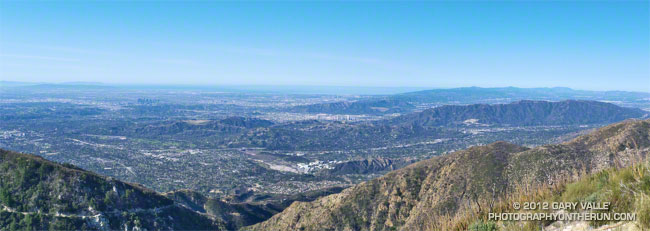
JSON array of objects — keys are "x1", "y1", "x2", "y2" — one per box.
[
  {"x1": 0, "y1": 149, "x2": 224, "y2": 230},
  {"x1": 104, "y1": 116, "x2": 274, "y2": 138},
  {"x1": 227, "y1": 120, "x2": 461, "y2": 150},
  {"x1": 388, "y1": 100, "x2": 647, "y2": 127},
  {"x1": 250, "y1": 119, "x2": 650, "y2": 231},
  {"x1": 318, "y1": 157, "x2": 414, "y2": 175}
]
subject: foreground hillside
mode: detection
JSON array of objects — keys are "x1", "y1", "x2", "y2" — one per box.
[
  {"x1": 460, "y1": 159, "x2": 650, "y2": 230},
  {"x1": 0, "y1": 149, "x2": 224, "y2": 230},
  {"x1": 249, "y1": 119, "x2": 650, "y2": 231}
]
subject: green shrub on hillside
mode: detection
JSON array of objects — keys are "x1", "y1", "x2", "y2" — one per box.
[{"x1": 468, "y1": 220, "x2": 497, "y2": 231}]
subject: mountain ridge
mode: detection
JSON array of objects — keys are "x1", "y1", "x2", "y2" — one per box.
[
  {"x1": 230, "y1": 100, "x2": 646, "y2": 151},
  {"x1": 0, "y1": 149, "x2": 224, "y2": 230},
  {"x1": 249, "y1": 119, "x2": 650, "y2": 230},
  {"x1": 388, "y1": 100, "x2": 648, "y2": 127}
]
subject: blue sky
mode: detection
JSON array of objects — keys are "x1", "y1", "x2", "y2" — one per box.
[{"x1": 1, "y1": 1, "x2": 648, "y2": 92}]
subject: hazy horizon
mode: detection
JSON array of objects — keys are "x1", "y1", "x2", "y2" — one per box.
[
  {"x1": 4, "y1": 80, "x2": 650, "y2": 95},
  {"x1": 1, "y1": 1, "x2": 648, "y2": 92}
]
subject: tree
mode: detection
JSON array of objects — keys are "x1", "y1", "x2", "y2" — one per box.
[
  {"x1": 0, "y1": 187, "x2": 14, "y2": 207},
  {"x1": 104, "y1": 191, "x2": 116, "y2": 208}
]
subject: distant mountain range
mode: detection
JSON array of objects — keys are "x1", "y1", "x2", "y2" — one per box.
[
  {"x1": 0, "y1": 81, "x2": 427, "y2": 94},
  {"x1": 249, "y1": 119, "x2": 650, "y2": 230},
  {"x1": 395, "y1": 86, "x2": 650, "y2": 104},
  {"x1": 286, "y1": 87, "x2": 650, "y2": 115}
]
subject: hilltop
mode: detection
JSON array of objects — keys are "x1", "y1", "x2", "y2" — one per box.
[{"x1": 388, "y1": 100, "x2": 648, "y2": 127}]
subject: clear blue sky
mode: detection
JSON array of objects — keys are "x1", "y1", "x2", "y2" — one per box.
[{"x1": 1, "y1": 1, "x2": 648, "y2": 92}]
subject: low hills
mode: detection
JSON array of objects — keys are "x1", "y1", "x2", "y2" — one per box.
[
  {"x1": 318, "y1": 157, "x2": 415, "y2": 175},
  {"x1": 249, "y1": 119, "x2": 650, "y2": 230},
  {"x1": 88, "y1": 116, "x2": 275, "y2": 138},
  {"x1": 75, "y1": 100, "x2": 646, "y2": 152},
  {"x1": 288, "y1": 99, "x2": 415, "y2": 115},
  {"x1": 388, "y1": 100, "x2": 648, "y2": 127},
  {"x1": 232, "y1": 100, "x2": 646, "y2": 151}
]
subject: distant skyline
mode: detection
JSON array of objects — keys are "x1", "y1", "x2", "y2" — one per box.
[{"x1": 1, "y1": 1, "x2": 648, "y2": 92}]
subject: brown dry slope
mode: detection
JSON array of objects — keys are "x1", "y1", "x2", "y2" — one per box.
[{"x1": 248, "y1": 119, "x2": 650, "y2": 231}]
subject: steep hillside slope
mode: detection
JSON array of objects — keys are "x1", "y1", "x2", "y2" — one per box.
[
  {"x1": 461, "y1": 159, "x2": 650, "y2": 231},
  {"x1": 389, "y1": 100, "x2": 647, "y2": 127},
  {"x1": 250, "y1": 119, "x2": 650, "y2": 231},
  {"x1": 165, "y1": 187, "x2": 345, "y2": 230},
  {"x1": 0, "y1": 149, "x2": 224, "y2": 230}
]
